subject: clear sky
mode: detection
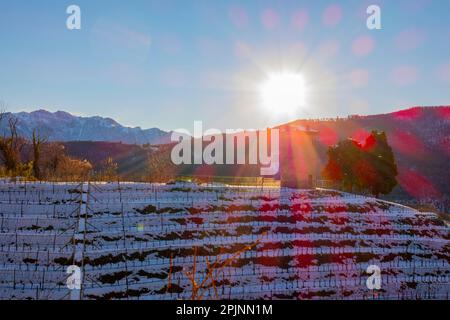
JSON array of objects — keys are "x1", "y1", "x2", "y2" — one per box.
[{"x1": 0, "y1": 0, "x2": 449, "y2": 131}]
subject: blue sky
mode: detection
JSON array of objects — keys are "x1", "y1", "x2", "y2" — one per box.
[{"x1": 0, "y1": 0, "x2": 450, "y2": 131}]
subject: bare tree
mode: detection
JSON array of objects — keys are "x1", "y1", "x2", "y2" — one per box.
[
  {"x1": 0, "y1": 111, "x2": 25, "y2": 173},
  {"x1": 31, "y1": 128, "x2": 48, "y2": 180}
]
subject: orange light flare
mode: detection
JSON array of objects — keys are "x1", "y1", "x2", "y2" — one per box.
[
  {"x1": 281, "y1": 127, "x2": 321, "y2": 183},
  {"x1": 280, "y1": 129, "x2": 323, "y2": 275}
]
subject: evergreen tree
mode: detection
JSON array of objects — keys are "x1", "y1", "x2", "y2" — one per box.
[{"x1": 323, "y1": 130, "x2": 398, "y2": 197}]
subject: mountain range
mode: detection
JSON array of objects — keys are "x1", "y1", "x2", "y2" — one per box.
[{"x1": 0, "y1": 109, "x2": 171, "y2": 145}]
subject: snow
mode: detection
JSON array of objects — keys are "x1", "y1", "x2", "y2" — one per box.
[{"x1": 0, "y1": 181, "x2": 448, "y2": 300}]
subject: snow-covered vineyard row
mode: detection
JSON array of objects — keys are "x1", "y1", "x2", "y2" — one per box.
[{"x1": 0, "y1": 181, "x2": 449, "y2": 300}]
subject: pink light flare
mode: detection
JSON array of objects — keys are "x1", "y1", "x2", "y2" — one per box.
[
  {"x1": 395, "y1": 28, "x2": 427, "y2": 52},
  {"x1": 322, "y1": 4, "x2": 343, "y2": 27},
  {"x1": 352, "y1": 36, "x2": 375, "y2": 57},
  {"x1": 436, "y1": 106, "x2": 450, "y2": 120},
  {"x1": 390, "y1": 65, "x2": 419, "y2": 87},
  {"x1": 351, "y1": 129, "x2": 371, "y2": 145},
  {"x1": 398, "y1": 167, "x2": 441, "y2": 200},
  {"x1": 389, "y1": 129, "x2": 426, "y2": 159},
  {"x1": 319, "y1": 127, "x2": 339, "y2": 147},
  {"x1": 392, "y1": 107, "x2": 423, "y2": 121},
  {"x1": 291, "y1": 9, "x2": 309, "y2": 31},
  {"x1": 261, "y1": 9, "x2": 279, "y2": 30}
]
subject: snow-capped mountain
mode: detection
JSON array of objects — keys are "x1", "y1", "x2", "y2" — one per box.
[{"x1": 1, "y1": 109, "x2": 171, "y2": 145}]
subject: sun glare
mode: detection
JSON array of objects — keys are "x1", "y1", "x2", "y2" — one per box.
[{"x1": 260, "y1": 72, "x2": 306, "y2": 115}]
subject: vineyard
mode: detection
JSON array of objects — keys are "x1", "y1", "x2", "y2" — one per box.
[{"x1": 0, "y1": 181, "x2": 448, "y2": 300}]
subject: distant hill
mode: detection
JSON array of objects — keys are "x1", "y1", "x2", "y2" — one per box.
[
  {"x1": 1, "y1": 109, "x2": 171, "y2": 145},
  {"x1": 281, "y1": 106, "x2": 450, "y2": 199}
]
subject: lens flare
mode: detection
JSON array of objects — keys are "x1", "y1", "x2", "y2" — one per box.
[{"x1": 259, "y1": 72, "x2": 306, "y2": 115}]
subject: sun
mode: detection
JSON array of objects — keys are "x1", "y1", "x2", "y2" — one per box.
[{"x1": 259, "y1": 72, "x2": 306, "y2": 115}]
